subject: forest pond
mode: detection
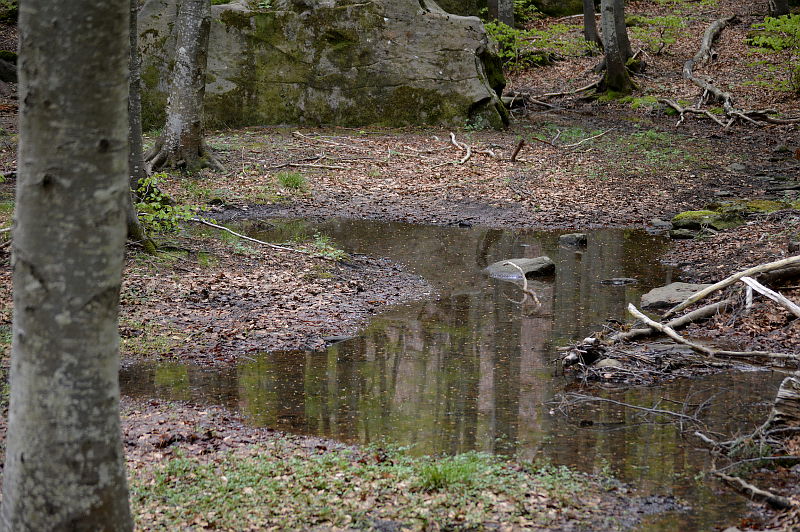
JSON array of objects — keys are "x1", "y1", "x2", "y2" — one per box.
[{"x1": 121, "y1": 219, "x2": 785, "y2": 530}]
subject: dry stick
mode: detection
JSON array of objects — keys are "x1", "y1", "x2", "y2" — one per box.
[
  {"x1": 503, "y1": 262, "x2": 541, "y2": 307},
  {"x1": 449, "y1": 132, "x2": 472, "y2": 164},
  {"x1": 610, "y1": 298, "x2": 734, "y2": 343},
  {"x1": 538, "y1": 78, "x2": 601, "y2": 99},
  {"x1": 0, "y1": 226, "x2": 10, "y2": 234},
  {"x1": 563, "y1": 129, "x2": 612, "y2": 149},
  {"x1": 663, "y1": 255, "x2": 800, "y2": 318},
  {"x1": 628, "y1": 303, "x2": 798, "y2": 361},
  {"x1": 510, "y1": 139, "x2": 525, "y2": 162},
  {"x1": 190, "y1": 218, "x2": 313, "y2": 256},
  {"x1": 740, "y1": 276, "x2": 800, "y2": 318},
  {"x1": 660, "y1": 98, "x2": 727, "y2": 127},
  {"x1": 714, "y1": 472, "x2": 796, "y2": 510}
]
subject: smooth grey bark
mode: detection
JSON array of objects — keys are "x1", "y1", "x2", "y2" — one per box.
[
  {"x1": 127, "y1": 0, "x2": 157, "y2": 254},
  {"x1": 613, "y1": 0, "x2": 633, "y2": 61},
  {"x1": 582, "y1": 0, "x2": 603, "y2": 50},
  {"x1": 769, "y1": 0, "x2": 790, "y2": 16},
  {"x1": 1, "y1": 0, "x2": 134, "y2": 530},
  {"x1": 488, "y1": 0, "x2": 515, "y2": 27},
  {"x1": 145, "y1": 0, "x2": 223, "y2": 173},
  {"x1": 600, "y1": 0, "x2": 633, "y2": 93}
]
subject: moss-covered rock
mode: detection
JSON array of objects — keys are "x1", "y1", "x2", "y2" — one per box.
[
  {"x1": 139, "y1": 0, "x2": 507, "y2": 129},
  {"x1": 434, "y1": 0, "x2": 487, "y2": 16},
  {"x1": 671, "y1": 210, "x2": 744, "y2": 230}
]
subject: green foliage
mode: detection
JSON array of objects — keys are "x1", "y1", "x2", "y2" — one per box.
[
  {"x1": 485, "y1": 21, "x2": 596, "y2": 71},
  {"x1": 275, "y1": 170, "x2": 307, "y2": 191},
  {"x1": 748, "y1": 15, "x2": 800, "y2": 93},
  {"x1": 304, "y1": 233, "x2": 348, "y2": 261},
  {"x1": 0, "y1": 0, "x2": 16, "y2": 22},
  {"x1": 136, "y1": 173, "x2": 205, "y2": 234},
  {"x1": 211, "y1": 0, "x2": 231, "y2": 4},
  {"x1": 514, "y1": 0, "x2": 541, "y2": 25},
  {"x1": 627, "y1": 15, "x2": 684, "y2": 54},
  {"x1": 419, "y1": 454, "x2": 482, "y2": 490}
]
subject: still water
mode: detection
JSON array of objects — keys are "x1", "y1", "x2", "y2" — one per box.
[{"x1": 121, "y1": 219, "x2": 785, "y2": 530}]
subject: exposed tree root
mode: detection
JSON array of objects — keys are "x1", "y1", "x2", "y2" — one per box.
[{"x1": 679, "y1": 15, "x2": 800, "y2": 128}]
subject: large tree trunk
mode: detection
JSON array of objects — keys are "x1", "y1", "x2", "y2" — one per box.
[
  {"x1": 600, "y1": 0, "x2": 634, "y2": 94},
  {"x1": 144, "y1": 0, "x2": 223, "y2": 173},
  {"x1": 769, "y1": 0, "x2": 790, "y2": 16},
  {"x1": 583, "y1": 0, "x2": 603, "y2": 50},
  {"x1": 1, "y1": 0, "x2": 134, "y2": 529},
  {"x1": 488, "y1": 0, "x2": 515, "y2": 27},
  {"x1": 127, "y1": 0, "x2": 157, "y2": 253}
]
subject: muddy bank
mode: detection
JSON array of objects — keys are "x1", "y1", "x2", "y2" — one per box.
[{"x1": 119, "y1": 226, "x2": 433, "y2": 366}]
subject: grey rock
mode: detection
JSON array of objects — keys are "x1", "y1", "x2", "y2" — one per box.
[
  {"x1": 484, "y1": 256, "x2": 555, "y2": 280},
  {"x1": 725, "y1": 162, "x2": 747, "y2": 172},
  {"x1": 139, "y1": 0, "x2": 507, "y2": 130},
  {"x1": 559, "y1": 232, "x2": 587, "y2": 247},
  {"x1": 641, "y1": 282, "x2": 713, "y2": 312},
  {"x1": 669, "y1": 229, "x2": 696, "y2": 239},
  {"x1": 595, "y1": 358, "x2": 623, "y2": 369}
]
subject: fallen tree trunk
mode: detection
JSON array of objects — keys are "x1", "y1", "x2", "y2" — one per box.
[{"x1": 610, "y1": 298, "x2": 734, "y2": 343}]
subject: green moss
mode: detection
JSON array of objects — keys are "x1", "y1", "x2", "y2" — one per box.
[
  {"x1": 140, "y1": 63, "x2": 167, "y2": 131},
  {"x1": 672, "y1": 209, "x2": 744, "y2": 230},
  {"x1": 746, "y1": 199, "x2": 790, "y2": 213},
  {"x1": 0, "y1": 50, "x2": 16, "y2": 63},
  {"x1": 629, "y1": 95, "x2": 660, "y2": 110}
]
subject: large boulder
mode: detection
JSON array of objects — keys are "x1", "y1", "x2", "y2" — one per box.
[
  {"x1": 435, "y1": 0, "x2": 487, "y2": 16},
  {"x1": 139, "y1": 0, "x2": 508, "y2": 130}
]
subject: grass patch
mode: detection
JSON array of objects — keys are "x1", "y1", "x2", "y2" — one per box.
[
  {"x1": 276, "y1": 171, "x2": 307, "y2": 191},
  {"x1": 130, "y1": 447, "x2": 617, "y2": 530}
]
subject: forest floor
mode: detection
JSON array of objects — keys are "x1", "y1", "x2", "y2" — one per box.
[{"x1": 1, "y1": 0, "x2": 800, "y2": 529}]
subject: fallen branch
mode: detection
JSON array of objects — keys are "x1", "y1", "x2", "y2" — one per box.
[
  {"x1": 740, "y1": 276, "x2": 800, "y2": 318},
  {"x1": 663, "y1": 255, "x2": 800, "y2": 318},
  {"x1": 0, "y1": 226, "x2": 10, "y2": 234},
  {"x1": 660, "y1": 98, "x2": 727, "y2": 127},
  {"x1": 628, "y1": 304, "x2": 798, "y2": 362},
  {"x1": 563, "y1": 129, "x2": 612, "y2": 149},
  {"x1": 563, "y1": 393, "x2": 701, "y2": 423},
  {"x1": 503, "y1": 261, "x2": 541, "y2": 307},
  {"x1": 450, "y1": 132, "x2": 472, "y2": 164},
  {"x1": 190, "y1": 218, "x2": 314, "y2": 257},
  {"x1": 714, "y1": 472, "x2": 796, "y2": 510},
  {"x1": 610, "y1": 298, "x2": 734, "y2": 343}
]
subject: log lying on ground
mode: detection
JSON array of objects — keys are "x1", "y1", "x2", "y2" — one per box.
[
  {"x1": 715, "y1": 472, "x2": 796, "y2": 510},
  {"x1": 610, "y1": 298, "x2": 734, "y2": 343}
]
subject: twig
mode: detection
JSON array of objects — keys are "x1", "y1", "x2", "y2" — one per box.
[
  {"x1": 663, "y1": 255, "x2": 800, "y2": 318},
  {"x1": 564, "y1": 393, "x2": 701, "y2": 423},
  {"x1": 0, "y1": 226, "x2": 10, "y2": 234},
  {"x1": 611, "y1": 298, "x2": 734, "y2": 343},
  {"x1": 449, "y1": 132, "x2": 472, "y2": 164},
  {"x1": 563, "y1": 129, "x2": 612, "y2": 149},
  {"x1": 190, "y1": 218, "x2": 313, "y2": 256},
  {"x1": 628, "y1": 303, "x2": 798, "y2": 361},
  {"x1": 538, "y1": 78, "x2": 601, "y2": 99},
  {"x1": 740, "y1": 276, "x2": 800, "y2": 318}
]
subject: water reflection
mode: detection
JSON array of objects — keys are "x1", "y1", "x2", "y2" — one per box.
[{"x1": 121, "y1": 220, "x2": 783, "y2": 530}]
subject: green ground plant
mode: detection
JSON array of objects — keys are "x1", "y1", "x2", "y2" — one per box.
[
  {"x1": 136, "y1": 173, "x2": 206, "y2": 233},
  {"x1": 275, "y1": 170, "x2": 307, "y2": 191},
  {"x1": 485, "y1": 21, "x2": 596, "y2": 70},
  {"x1": 130, "y1": 447, "x2": 613, "y2": 530},
  {"x1": 747, "y1": 14, "x2": 800, "y2": 93}
]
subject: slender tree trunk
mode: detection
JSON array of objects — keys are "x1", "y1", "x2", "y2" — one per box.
[
  {"x1": 769, "y1": 0, "x2": 790, "y2": 16},
  {"x1": 600, "y1": 0, "x2": 633, "y2": 94},
  {"x1": 145, "y1": 0, "x2": 223, "y2": 173},
  {"x1": 1, "y1": 0, "x2": 134, "y2": 529},
  {"x1": 583, "y1": 0, "x2": 603, "y2": 51},
  {"x1": 612, "y1": 0, "x2": 633, "y2": 61},
  {"x1": 127, "y1": 0, "x2": 157, "y2": 253},
  {"x1": 488, "y1": 0, "x2": 515, "y2": 27}
]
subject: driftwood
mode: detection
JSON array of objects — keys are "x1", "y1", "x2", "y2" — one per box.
[
  {"x1": 628, "y1": 304, "x2": 798, "y2": 362},
  {"x1": 504, "y1": 262, "x2": 541, "y2": 307},
  {"x1": 663, "y1": 255, "x2": 800, "y2": 318},
  {"x1": 740, "y1": 276, "x2": 800, "y2": 319}
]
